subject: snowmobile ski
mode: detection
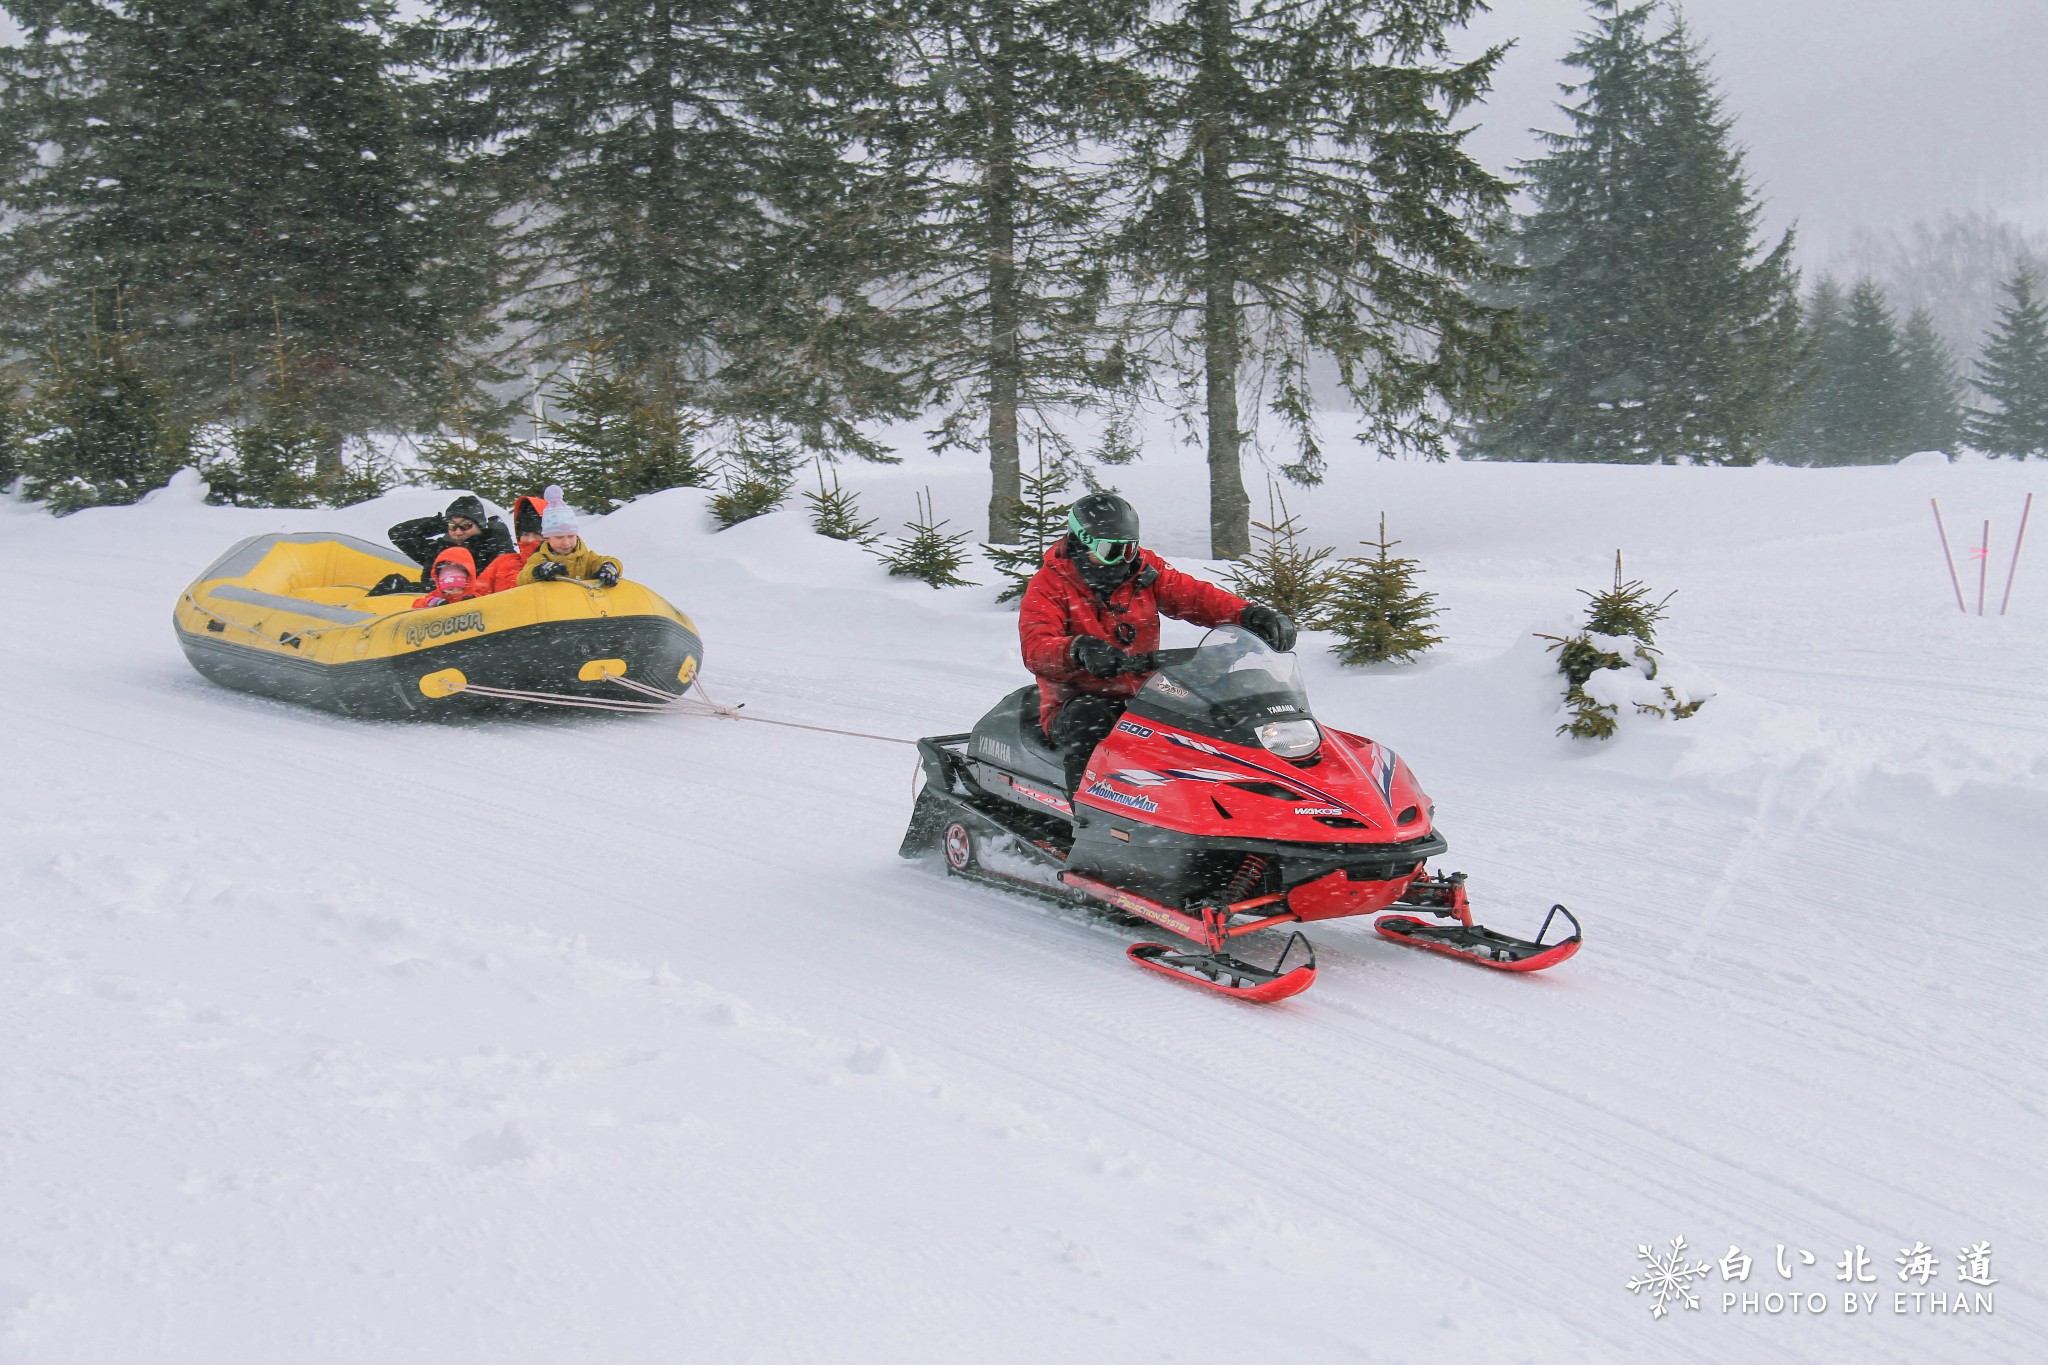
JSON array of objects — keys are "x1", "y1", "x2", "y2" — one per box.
[
  {"x1": 1127, "y1": 934, "x2": 1317, "y2": 1003},
  {"x1": 1373, "y1": 903, "x2": 1582, "y2": 972}
]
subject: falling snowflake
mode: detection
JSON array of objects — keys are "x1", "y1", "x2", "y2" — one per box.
[{"x1": 1628, "y1": 1236, "x2": 1714, "y2": 1318}]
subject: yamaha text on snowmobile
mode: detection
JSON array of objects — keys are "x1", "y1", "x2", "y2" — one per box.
[{"x1": 900, "y1": 625, "x2": 1581, "y2": 1002}]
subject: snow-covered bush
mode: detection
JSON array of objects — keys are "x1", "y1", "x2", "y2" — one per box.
[{"x1": 1540, "y1": 553, "x2": 1713, "y2": 739}]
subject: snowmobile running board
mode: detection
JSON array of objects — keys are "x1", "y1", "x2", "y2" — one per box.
[{"x1": 1373, "y1": 903, "x2": 1583, "y2": 972}]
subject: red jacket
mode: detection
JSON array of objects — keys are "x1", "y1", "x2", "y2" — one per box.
[
  {"x1": 1019, "y1": 543, "x2": 1248, "y2": 730},
  {"x1": 476, "y1": 496, "x2": 548, "y2": 593}
]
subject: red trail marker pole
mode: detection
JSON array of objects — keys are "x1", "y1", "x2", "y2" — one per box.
[
  {"x1": 1979, "y1": 520, "x2": 1991, "y2": 615},
  {"x1": 1931, "y1": 499, "x2": 1966, "y2": 613},
  {"x1": 2000, "y1": 492, "x2": 2033, "y2": 615}
]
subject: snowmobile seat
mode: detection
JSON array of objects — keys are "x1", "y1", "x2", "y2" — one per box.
[{"x1": 967, "y1": 685, "x2": 1068, "y2": 790}]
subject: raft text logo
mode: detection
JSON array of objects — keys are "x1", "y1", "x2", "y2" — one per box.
[
  {"x1": 1627, "y1": 1235, "x2": 1997, "y2": 1320},
  {"x1": 405, "y1": 610, "x2": 485, "y2": 648}
]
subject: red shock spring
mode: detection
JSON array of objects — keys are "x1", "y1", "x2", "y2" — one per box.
[{"x1": 1224, "y1": 853, "x2": 1269, "y2": 903}]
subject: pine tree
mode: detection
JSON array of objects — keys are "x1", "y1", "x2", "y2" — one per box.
[
  {"x1": 804, "y1": 463, "x2": 881, "y2": 545},
  {"x1": 1471, "y1": 2, "x2": 1800, "y2": 466},
  {"x1": 1965, "y1": 266, "x2": 2048, "y2": 458},
  {"x1": 542, "y1": 339, "x2": 708, "y2": 510},
  {"x1": 15, "y1": 314, "x2": 189, "y2": 515},
  {"x1": 197, "y1": 327, "x2": 383, "y2": 508},
  {"x1": 201, "y1": 397, "x2": 326, "y2": 511},
  {"x1": 419, "y1": 400, "x2": 545, "y2": 508},
  {"x1": 1221, "y1": 488, "x2": 1333, "y2": 621},
  {"x1": 1322, "y1": 514, "x2": 1443, "y2": 666},
  {"x1": 708, "y1": 424, "x2": 800, "y2": 529},
  {"x1": 1774, "y1": 276, "x2": 1927, "y2": 466},
  {"x1": 1119, "y1": 0, "x2": 1518, "y2": 557},
  {"x1": 881, "y1": 0, "x2": 1145, "y2": 542},
  {"x1": 1899, "y1": 307, "x2": 1963, "y2": 455},
  {"x1": 423, "y1": 1, "x2": 913, "y2": 457},
  {"x1": 0, "y1": 2, "x2": 488, "y2": 459},
  {"x1": 0, "y1": 396, "x2": 20, "y2": 489},
  {"x1": 1770, "y1": 276, "x2": 1850, "y2": 466},
  {"x1": 982, "y1": 450, "x2": 1075, "y2": 602},
  {"x1": 881, "y1": 489, "x2": 978, "y2": 587}
]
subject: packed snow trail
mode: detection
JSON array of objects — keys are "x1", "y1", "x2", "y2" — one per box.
[{"x1": 1, "y1": 455, "x2": 2041, "y2": 1363}]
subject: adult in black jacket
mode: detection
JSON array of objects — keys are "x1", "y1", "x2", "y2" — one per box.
[{"x1": 388, "y1": 495, "x2": 514, "y2": 576}]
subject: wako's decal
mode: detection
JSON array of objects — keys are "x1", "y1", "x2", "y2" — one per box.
[
  {"x1": 1084, "y1": 781, "x2": 1159, "y2": 813},
  {"x1": 1294, "y1": 806, "x2": 1344, "y2": 816},
  {"x1": 405, "y1": 610, "x2": 485, "y2": 648}
]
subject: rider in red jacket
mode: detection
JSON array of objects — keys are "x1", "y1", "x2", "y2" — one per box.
[{"x1": 1020, "y1": 491, "x2": 1297, "y2": 794}]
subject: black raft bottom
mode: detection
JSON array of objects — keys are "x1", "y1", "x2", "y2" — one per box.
[{"x1": 178, "y1": 616, "x2": 703, "y2": 721}]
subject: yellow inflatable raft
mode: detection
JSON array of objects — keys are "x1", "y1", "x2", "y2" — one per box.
[{"x1": 174, "y1": 533, "x2": 703, "y2": 718}]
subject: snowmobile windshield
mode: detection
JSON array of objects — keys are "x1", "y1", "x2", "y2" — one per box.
[{"x1": 1129, "y1": 625, "x2": 1320, "y2": 758}]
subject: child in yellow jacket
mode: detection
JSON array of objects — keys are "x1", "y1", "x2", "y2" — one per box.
[{"x1": 518, "y1": 486, "x2": 624, "y2": 588}]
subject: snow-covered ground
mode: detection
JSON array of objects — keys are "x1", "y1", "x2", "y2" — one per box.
[{"x1": 1, "y1": 443, "x2": 2041, "y2": 1363}]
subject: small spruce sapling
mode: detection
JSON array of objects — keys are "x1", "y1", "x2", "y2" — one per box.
[
  {"x1": 17, "y1": 318, "x2": 189, "y2": 514},
  {"x1": 882, "y1": 488, "x2": 978, "y2": 588},
  {"x1": 1538, "y1": 552, "x2": 1704, "y2": 739},
  {"x1": 420, "y1": 421, "x2": 543, "y2": 509},
  {"x1": 1322, "y1": 514, "x2": 1444, "y2": 665},
  {"x1": 0, "y1": 398, "x2": 19, "y2": 488},
  {"x1": 709, "y1": 423, "x2": 799, "y2": 529},
  {"x1": 1223, "y1": 487, "x2": 1334, "y2": 622},
  {"x1": 546, "y1": 340, "x2": 708, "y2": 508},
  {"x1": 413, "y1": 365, "x2": 535, "y2": 508},
  {"x1": 982, "y1": 450, "x2": 1074, "y2": 603},
  {"x1": 202, "y1": 343, "x2": 334, "y2": 509},
  {"x1": 803, "y1": 462, "x2": 880, "y2": 544}
]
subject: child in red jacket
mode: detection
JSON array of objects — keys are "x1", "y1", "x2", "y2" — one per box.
[
  {"x1": 477, "y1": 493, "x2": 547, "y2": 594},
  {"x1": 412, "y1": 546, "x2": 487, "y2": 608}
]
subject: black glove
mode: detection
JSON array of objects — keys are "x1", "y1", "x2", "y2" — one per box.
[
  {"x1": 1071, "y1": 635, "x2": 1141, "y2": 679},
  {"x1": 594, "y1": 563, "x2": 620, "y2": 588},
  {"x1": 532, "y1": 560, "x2": 566, "y2": 582},
  {"x1": 1240, "y1": 604, "x2": 1297, "y2": 653}
]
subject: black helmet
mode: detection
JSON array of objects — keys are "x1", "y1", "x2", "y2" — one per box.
[{"x1": 1065, "y1": 492, "x2": 1141, "y2": 591}]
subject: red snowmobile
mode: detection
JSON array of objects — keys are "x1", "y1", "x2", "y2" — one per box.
[{"x1": 901, "y1": 624, "x2": 1580, "y2": 1002}]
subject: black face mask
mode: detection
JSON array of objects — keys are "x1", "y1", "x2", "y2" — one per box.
[{"x1": 1074, "y1": 546, "x2": 1138, "y2": 594}]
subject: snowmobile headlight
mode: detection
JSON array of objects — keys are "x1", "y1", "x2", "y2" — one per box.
[{"x1": 1255, "y1": 718, "x2": 1321, "y2": 759}]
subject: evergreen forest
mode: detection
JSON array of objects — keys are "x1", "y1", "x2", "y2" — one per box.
[{"x1": 2, "y1": 0, "x2": 2045, "y2": 543}]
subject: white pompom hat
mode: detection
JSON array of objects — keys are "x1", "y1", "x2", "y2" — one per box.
[{"x1": 539, "y1": 485, "x2": 579, "y2": 538}]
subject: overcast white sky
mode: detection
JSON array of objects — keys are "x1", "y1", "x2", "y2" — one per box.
[
  {"x1": 1458, "y1": 0, "x2": 2048, "y2": 259},
  {"x1": 5, "y1": 1, "x2": 2042, "y2": 260}
]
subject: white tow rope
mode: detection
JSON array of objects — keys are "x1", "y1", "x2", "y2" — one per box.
[{"x1": 452, "y1": 671, "x2": 919, "y2": 747}]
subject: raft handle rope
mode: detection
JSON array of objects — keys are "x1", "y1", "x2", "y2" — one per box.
[{"x1": 181, "y1": 590, "x2": 355, "y2": 648}]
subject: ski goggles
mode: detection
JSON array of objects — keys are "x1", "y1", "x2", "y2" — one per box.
[
  {"x1": 434, "y1": 566, "x2": 470, "y2": 589},
  {"x1": 1069, "y1": 521, "x2": 1137, "y2": 565}
]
